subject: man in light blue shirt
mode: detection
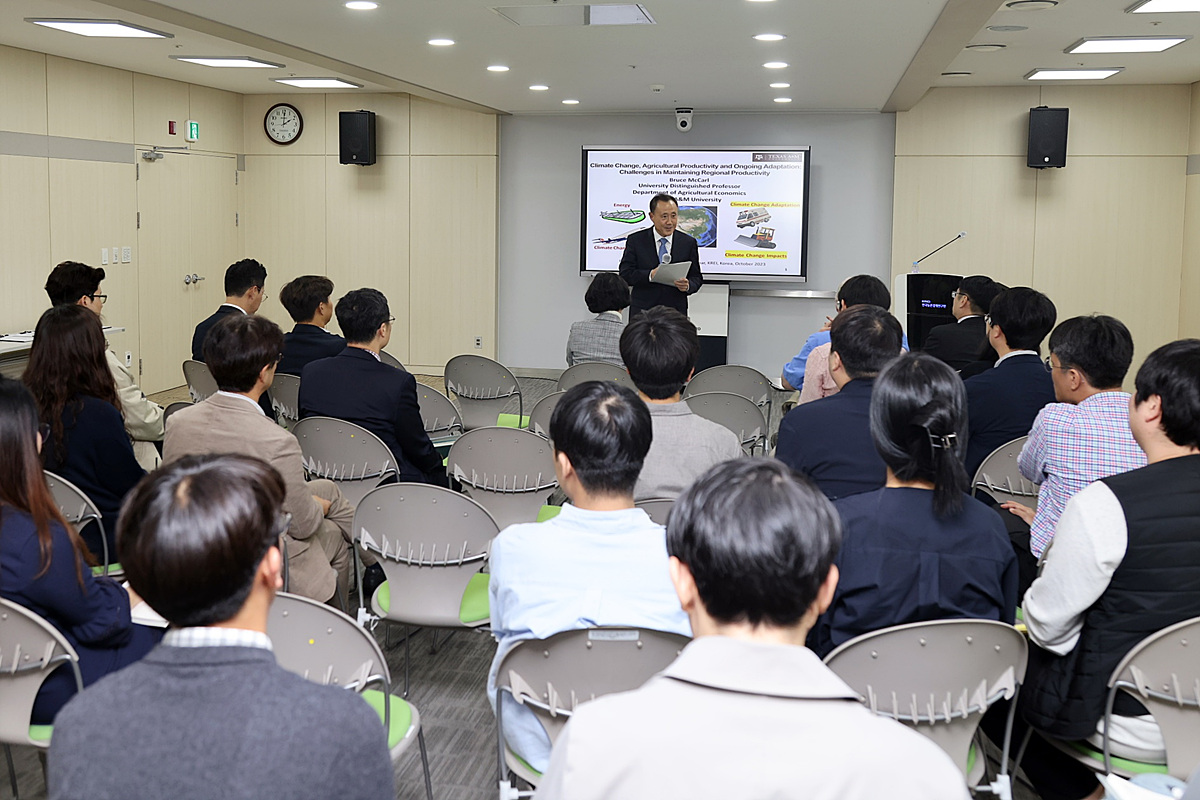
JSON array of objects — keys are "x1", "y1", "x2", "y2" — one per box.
[{"x1": 487, "y1": 380, "x2": 692, "y2": 773}]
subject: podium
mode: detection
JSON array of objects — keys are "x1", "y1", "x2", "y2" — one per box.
[{"x1": 689, "y1": 283, "x2": 729, "y2": 372}]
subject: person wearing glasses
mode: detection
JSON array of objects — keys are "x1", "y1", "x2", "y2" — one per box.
[
  {"x1": 617, "y1": 193, "x2": 704, "y2": 320},
  {"x1": 920, "y1": 275, "x2": 1003, "y2": 372},
  {"x1": 0, "y1": 376, "x2": 158, "y2": 726},
  {"x1": 45, "y1": 260, "x2": 164, "y2": 471},
  {"x1": 165, "y1": 314, "x2": 353, "y2": 608}
]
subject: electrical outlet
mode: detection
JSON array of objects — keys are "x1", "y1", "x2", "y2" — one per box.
[
  {"x1": 100, "y1": 248, "x2": 108, "y2": 265},
  {"x1": 474, "y1": 336, "x2": 483, "y2": 349},
  {"x1": 125, "y1": 351, "x2": 132, "y2": 368},
  {"x1": 121, "y1": 247, "x2": 132, "y2": 263}
]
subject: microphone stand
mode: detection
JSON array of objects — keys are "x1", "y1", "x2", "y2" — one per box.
[{"x1": 911, "y1": 232, "x2": 966, "y2": 273}]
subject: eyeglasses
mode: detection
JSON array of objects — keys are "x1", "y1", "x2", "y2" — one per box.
[
  {"x1": 984, "y1": 314, "x2": 992, "y2": 327},
  {"x1": 88, "y1": 293, "x2": 108, "y2": 302},
  {"x1": 950, "y1": 290, "x2": 961, "y2": 300},
  {"x1": 272, "y1": 512, "x2": 293, "y2": 540},
  {"x1": 37, "y1": 423, "x2": 50, "y2": 442},
  {"x1": 1044, "y1": 356, "x2": 1071, "y2": 374},
  {"x1": 388, "y1": 316, "x2": 396, "y2": 324}
]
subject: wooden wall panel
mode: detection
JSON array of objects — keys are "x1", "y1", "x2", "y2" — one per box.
[
  {"x1": 45, "y1": 56, "x2": 133, "y2": 143},
  {"x1": 189, "y1": 85, "x2": 243, "y2": 155},
  {"x1": 1179, "y1": 175, "x2": 1200, "y2": 340},
  {"x1": 324, "y1": 93, "x2": 410, "y2": 156},
  {"x1": 1041, "y1": 85, "x2": 1189, "y2": 157},
  {"x1": 0, "y1": 156, "x2": 51, "y2": 334},
  {"x1": 410, "y1": 97, "x2": 497, "y2": 156},
  {"x1": 1190, "y1": 82, "x2": 1200, "y2": 155},
  {"x1": 133, "y1": 73, "x2": 190, "y2": 149},
  {"x1": 0, "y1": 45, "x2": 47, "y2": 135},
  {"x1": 895, "y1": 87, "x2": 1040, "y2": 157},
  {"x1": 243, "y1": 94, "x2": 327, "y2": 156}
]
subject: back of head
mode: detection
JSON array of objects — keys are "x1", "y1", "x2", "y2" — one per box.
[
  {"x1": 988, "y1": 287, "x2": 1056, "y2": 352},
  {"x1": 1134, "y1": 339, "x2": 1200, "y2": 450},
  {"x1": 837, "y1": 274, "x2": 891, "y2": 309},
  {"x1": 118, "y1": 454, "x2": 285, "y2": 628},
  {"x1": 870, "y1": 353, "x2": 969, "y2": 517},
  {"x1": 829, "y1": 304, "x2": 903, "y2": 379},
  {"x1": 1049, "y1": 315, "x2": 1134, "y2": 390},
  {"x1": 203, "y1": 314, "x2": 283, "y2": 392},
  {"x1": 549, "y1": 380, "x2": 651, "y2": 497},
  {"x1": 334, "y1": 288, "x2": 390, "y2": 344},
  {"x1": 958, "y1": 275, "x2": 1001, "y2": 316},
  {"x1": 584, "y1": 273, "x2": 630, "y2": 314},
  {"x1": 224, "y1": 258, "x2": 267, "y2": 298},
  {"x1": 279, "y1": 275, "x2": 334, "y2": 323},
  {"x1": 667, "y1": 459, "x2": 841, "y2": 627},
  {"x1": 45, "y1": 261, "x2": 105, "y2": 306},
  {"x1": 619, "y1": 306, "x2": 699, "y2": 399}
]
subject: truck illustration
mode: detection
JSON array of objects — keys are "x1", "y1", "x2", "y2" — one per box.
[{"x1": 735, "y1": 208, "x2": 771, "y2": 228}]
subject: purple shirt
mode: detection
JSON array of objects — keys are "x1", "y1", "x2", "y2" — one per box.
[{"x1": 1019, "y1": 391, "x2": 1147, "y2": 557}]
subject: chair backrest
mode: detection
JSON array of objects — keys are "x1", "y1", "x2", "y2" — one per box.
[
  {"x1": 684, "y1": 364, "x2": 772, "y2": 408},
  {"x1": 163, "y1": 400, "x2": 192, "y2": 422},
  {"x1": 182, "y1": 359, "x2": 218, "y2": 403},
  {"x1": 1104, "y1": 616, "x2": 1200, "y2": 779},
  {"x1": 444, "y1": 354, "x2": 522, "y2": 431},
  {"x1": 416, "y1": 385, "x2": 463, "y2": 436},
  {"x1": 268, "y1": 591, "x2": 390, "y2": 691},
  {"x1": 446, "y1": 428, "x2": 557, "y2": 528},
  {"x1": 43, "y1": 471, "x2": 111, "y2": 572},
  {"x1": 557, "y1": 362, "x2": 633, "y2": 392},
  {"x1": 496, "y1": 627, "x2": 690, "y2": 745},
  {"x1": 269, "y1": 372, "x2": 302, "y2": 429},
  {"x1": 824, "y1": 619, "x2": 1028, "y2": 778},
  {"x1": 972, "y1": 436, "x2": 1038, "y2": 508},
  {"x1": 527, "y1": 390, "x2": 566, "y2": 438},
  {"x1": 380, "y1": 350, "x2": 404, "y2": 370},
  {"x1": 354, "y1": 483, "x2": 500, "y2": 627},
  {"x1": 684, "y1": 391, "x2": 767, "y2": 454},
  {"x1": 634, "y1": 497, "x2": 675, "y2": 527},
  {"x1": 291, "y1": 416, "x2": 399, "y2": 507},
  {"x1": 0, "y1": 598, "x2": 83, "y2": 747}
]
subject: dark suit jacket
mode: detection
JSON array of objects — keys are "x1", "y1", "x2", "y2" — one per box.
[
  {"x1": 299, "y1": 348, "x2": 446, "y2": 485},
  {"x1": 922, "y1": 316, "x2": 989, "y2": 371},
  {"x1": 774, "y1": 379, "x2": 886, "y2": 500},
  {"x1": 964, "y1": 353, "x2": 1056, "y2": 477},
  {"x1": 618, "y1": 228, "x2": 704, "y2": 316},
  {"x1": 279, "y1": 324, "x2": 347, "y2": 376},
  {"x1": 191, "y1": 305, "x2": 243, "y2": 362}
]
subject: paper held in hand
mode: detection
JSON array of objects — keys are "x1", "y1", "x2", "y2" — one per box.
[{"x1": 651, "y1": 261, "x2": 691, "y2": 285}]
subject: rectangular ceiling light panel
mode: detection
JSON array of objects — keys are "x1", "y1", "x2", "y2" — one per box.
[
  {"x1": 1067, "y1": 36, "x2": 1189, "y2": 52},
  {"x1": 1128, "y1": 0, "x2": 1200, "y2": 12},
  {"x1": 1026, "y1": 68, "x2": 1124, "y2": 80},
  {"x1": 26, "y1": 18, "x2": 172, "y2": 37},
  {"x1": 170, "y1": 56, "x2": 283, "y2": 68},
  {"x1": 273, "y1": 78, "x2": 362, "y2": 88},
  {"x1": 493, "y1": 4, "x2": 654, "y2": 26}
]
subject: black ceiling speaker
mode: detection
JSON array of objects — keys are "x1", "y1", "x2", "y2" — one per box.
[
  {"x1": 339, "y1": 110, "x2": 376, "y2": 166},
  {"x1": 1028, "y1": 106, "x2": 1068, "y2": 169}
]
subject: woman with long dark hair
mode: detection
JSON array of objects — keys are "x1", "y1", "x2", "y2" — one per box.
[
  {"x1": 808, "y1": 352, "x2": 1018, "y2": 657},
  {"x1": 0, "y1": 377, "x2": 158, "y2": 723},
  {"x1": 23, "y1": 304, "x2": 145, "y2": 558}
]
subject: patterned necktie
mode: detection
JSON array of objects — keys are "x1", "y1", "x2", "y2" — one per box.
[{"x1": 658, "y1": 237, "x2": 669, "y2": 263}]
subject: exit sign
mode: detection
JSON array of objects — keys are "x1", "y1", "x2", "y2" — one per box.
[{"x1": 185, "y1": 120, "x2": 199, "y2": 142}]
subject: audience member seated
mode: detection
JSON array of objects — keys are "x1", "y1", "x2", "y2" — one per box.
[
  {"x1": 991, "y1": 340, "x2": 1200, "y2": 800},
  {"x1": 165, "y1": 314, "x2": 353, "y2": 608},
  {"x1": 566, "y1": 272, "x2": 629, "y2": 367},
  {"x1": 536, "y1": 458, "x2": 968, "y2": 800},
  {"x1": 48, "y1": 454, "x2": 394, "y2": 800},
  {"x1": 45, "y1": 261, "x2": 164, "y2": 471},
  {"x1": 1000, "y1": 315, "x2": 1146, "y2": 592},
  {"x1": 808, "y1": 353, "x2": 1017, "y2": 658},
  {"x1": 191, "y1": 258, "x2": 268, "y2": 361},
  {"x1": 487, "y1": 381, "x2": 691, "y2": 773},
  {"x1": 776, "y1": 305, "x2": 903, "y2": 500},
  {"x1": 278, "y1": 275, "x2": 346, "y2": 376},
  {"x1": 619, "y1": 307, "x2": 743, "y2": 501},
  {"x1": 963, "y1": 287, "x2": 1057, "y2": 477},
  {"x1": 780, "y1": 274, "x2": 906, "y2": 392},
  {"x1": 921, "y1": 275, "x2": 1003, "y2": 371},
  {"x1": 24, "y1": 305, "x2": 146, "y2": 558},
  {"x1": 0, "y1": 378, "x2": 158, "y2": 725},
  {"x1": 299, "y1": 288, "x2": 446, "y2": 487}
]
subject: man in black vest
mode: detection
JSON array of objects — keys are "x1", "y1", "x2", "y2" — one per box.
[{"x1": 1010, "y1": 339, "x2": 1200, "y2": 800}]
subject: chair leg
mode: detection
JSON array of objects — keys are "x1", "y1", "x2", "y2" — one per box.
[
  {"x1": 418, "y1": 728, "x2": 434, "y2": 800},
  {"x1": 403, "y1": 625, "x2": 411, "y2": 698},
  {"x1": 4, "y1": 744, "x2": 20, "y2": 800}
]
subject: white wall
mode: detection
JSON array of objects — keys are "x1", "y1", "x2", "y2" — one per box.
[{"x1": 498, "y1": 112, "x2": 896, "y2": 377}]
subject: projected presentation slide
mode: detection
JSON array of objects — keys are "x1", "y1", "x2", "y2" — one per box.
[{"x1": 581, "y1": 147, "x2": 810, "y2": 282}]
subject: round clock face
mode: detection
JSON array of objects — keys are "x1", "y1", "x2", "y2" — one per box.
[{"x1": 264, "y1": 103, "x2": 303, "y2": 145}]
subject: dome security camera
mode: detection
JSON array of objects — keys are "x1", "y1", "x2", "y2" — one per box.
[{"x1": 675, "y1": 107, "x2": 694, "y2": 132}]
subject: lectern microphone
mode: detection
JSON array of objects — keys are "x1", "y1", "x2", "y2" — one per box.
[{"x1": 911, "y1": 231, "x2": 967, "y2": 273}]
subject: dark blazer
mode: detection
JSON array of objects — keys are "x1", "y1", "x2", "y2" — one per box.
[
  {"x1": 618, "y1": 228, "x2": 704, "y2": 316},
  {"x1": 191, "y1": 305, "x2": 243, "y2": 362},
  {"x1": 775, "y1": 379, "x2": 886, "y2": 501},
  {"x1": 279, "y1": 324, "x2": 347, "y2": 376},
  {"x1": 922, "y1": 316, "x2": 989, "y2": 371},
  {"x1": 964, "y1": 353, "x2": 1056, "y2": 477},
  {"x1": 299, "y1": 348, "x2": 446, "y2": 485}
]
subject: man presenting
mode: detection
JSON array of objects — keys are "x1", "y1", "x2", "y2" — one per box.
[{"x1": 618, "y1": 193, "x2": 703, "y2": 318}]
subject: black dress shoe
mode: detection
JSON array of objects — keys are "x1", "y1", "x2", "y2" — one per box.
[{"x1": 361, "y1": 563, "x2": 386, "y2": 603}]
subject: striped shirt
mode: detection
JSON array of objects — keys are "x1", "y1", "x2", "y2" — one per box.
[{"x1": 163, "y1": 626, "x2": 274, "y2": 651}]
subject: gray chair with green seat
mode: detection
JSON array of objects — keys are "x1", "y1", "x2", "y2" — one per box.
[
  {"x1": 267, "y1": 591, "x2": 433, "y2": 800},
  {"x1": 268, "y1": 372, "x2": 301, "y2": 430},
  {"x1": 684, "y1": 391, "x2": 768, "y2": 455},
  {"x1": 526, "y1": 391, "x2": 566, "y2": 438},
  {"x1": 495, "y1": 626, "x2": 690, "y2": 795},
  {"x1": 824, "y1": 618, "x2": 1028, "y2": 800},
  {"x1": 182, "y1": 359, "x2": 218, "y2": 403},
  {"x1": 380, "y1": 350, "x2": 404, "y2": 370},
  {"x1": 972, "y1": 436, "x2": 1038, "y2": 510},
  {"x1": 683, "y1": 364, "x2": 773, "y2": 429},
  {"x1": 291, "y1": 416, "x2": 399, "y2": 508},
  {"x1": 444, "y1": 355, "x2": 524, "y2": 430},
  {"x1": 0, "y1": 598, "x2": 83, "y2": 800},
  {"x1": 43, "y1": 471, "x2": 119, "y2": 579},
  {"x1": 416, "y1": 385, "x2": 463, "y2": 438},
  {"x1": 446, "y1": 428, "x2": 557, "y2": 529},
  {"x1": 352, "y1": 483, "x2": 499, "y2": 697},
  {"x1": 634, "y1": 497, "x2": 675, "y2": 527},
  {"x1": 556, "y1": 362, "x2": 633, "y2": 392}
]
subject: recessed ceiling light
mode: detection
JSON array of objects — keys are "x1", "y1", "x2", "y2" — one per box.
[
  {"x1": 170, "y1": 56, "x2": 282, "y2": 68},
  {"x1": 988, "y1": 24, "x2": 1029, "y2": 31},
  {"x1": 1006, "y1": 0, "x2": 1058, "y2": 9},
  {"x1": 1067, "y1": 35, "x2": 1189, "y2": 52},
  {"x1": 773, "y1": 97, "x2": 792, "y2": 103},
  {"x1": 769, "y1": 82, "x2": 790, "y2": 88},
  {"x1": 754, "y1": 33, "x2": 786, "y2": 41},
  {"x1": 746, "y1": 0, "x2": 777, "y2": 3},
  {"x1": 763, "y1": 61, "x2": 788, "y2": 69},
  {"x1": 1128, "y1": 0, "x2": 1200, "y2": 11},
  {"x1": 562, "y1": 99, "x2": 580, "y2": 104},
  {"x1": 344, "y1": 1, "x2": 378, "y2": 8},
  {"x1": 965, "y1": 43, "x2": 1007, "y2": 52},
  {"x1": 1026, "y1": 67, "x2": 1124, "y2": 80},
  {"x1": 487, "y1": 65, "x2": 510, "y2": 72},
  {"x1": 26, "y1": 18, "x2": 172, "y2": 37},
  {"x1": 428, "y1": 38, "x2": 455, "y2": 46},
  {"x1": 529, "y1": 84, "x2": 549, "y2": 90},
  {"x1": 273, "y1": 78, "x2": 362, "y2": 88},
  {"x1": 941, "y1": 71, "x2": 973, "y2": 77}
]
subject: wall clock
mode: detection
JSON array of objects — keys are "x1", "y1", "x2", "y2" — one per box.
[{"x1": 264, "y1": 102, "x2": 303, "y2": 145}]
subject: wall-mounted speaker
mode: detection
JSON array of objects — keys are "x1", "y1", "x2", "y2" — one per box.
[
  {"x1": 339, "y1": 110, "x2": 376, "y2": 166},
  {"x1": 1028, "y1": 106, "x2": 1068, "y2": 169}
]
